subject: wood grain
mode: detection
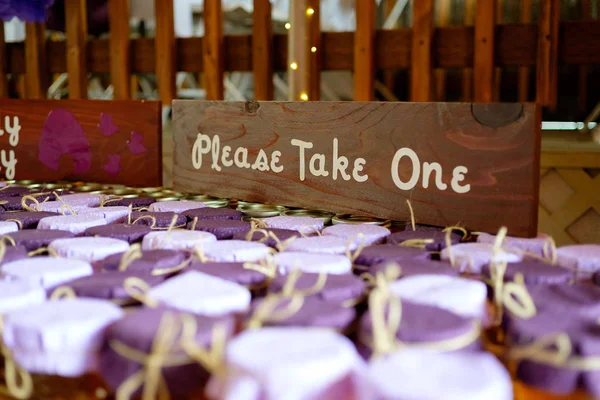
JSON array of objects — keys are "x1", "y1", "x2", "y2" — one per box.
[
  {"x1": 0, "y1": 99, "x2": 162, "y2": 186},
  {"x1": 0, "y1": 20, "x2": 7, "y2": 98},
  {"x1": 252, "y1": 0, "x2": 273, "y2": 100},
  {"x1": 24, "y1": 22, "x2": 47, "y2": 99},
  {"x1": 65, "y1": 0, "x2": 88, "y2": 99},
  {"x1": 411, "y1": 0, "x2": 434, "y2": 101},
  {"x1": 204, "y1": 0, "x2": 224, "y2": 100},
  {"x1": 474, "y1": 0, "x2": 495, "y2": 102},
  {"x1": 108, "y1": 0, "x2": 131, "y2": 100},
  {"x1": 354, "y1": 0, "x2": 375, "y2": 101},
  {"x1": 172, "y1": 101, "x2": 541, "y2": 237},
  {"x1": 154, "y1": 0, "x2": 176, "y2": 104},
  {"x1": 536, "y1": 0, "x2": 560, "y2": 109}
]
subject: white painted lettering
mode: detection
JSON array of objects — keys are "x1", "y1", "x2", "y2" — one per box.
[
  {"x1": 391, "y1": 148, "x2": 420, "y2": 190},
  {"x1": 234, "y1": 147, "x2": 251, "y2": 169},
  {"x1": 309, "y1": 153, "x2": 329, "y2": 177},
  {"x1": 353, "y1": 158, "x2": 368, "y2": 182},
  {"x1": 5, "y1": 116, "x2": 20, "y2": 147},
  {"x1": 211, "y1": 134, "x2": 221, "y2": 171},
  {"x1": 270, "y1": 151, "x2": 284, "y2": 173},
  {"x1": 221, "y1": 145, "x2": 233, "y2": 167},
  {"x1": 1, "y1": 150, "x2": 16, "y2": 180},
  {"x1": 332, "y1": 138, "x2": 351, "y2": 181},
  {"x1": 192, "y1": 133, "x2": 211, "y2": 169},
  {"x1": 291, "y1": 139, "x2": 314, "y2": 181},
  {"x1": 422, "y1": 162, "x2": 448, "y2": 190},
  {"x1": 451, "y1": 166, "x2": 471, "y2": 193},
  {"x1": 252, "y1": 149, "x2": 270, "y2": 171}
]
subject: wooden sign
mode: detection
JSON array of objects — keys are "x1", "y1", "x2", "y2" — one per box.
[
  {"x1": 173, "y1": 101, "x2": 541, "y2": 237},
  {"x1": 0, "y1": 99, "x2": 162, "y2": 186}
]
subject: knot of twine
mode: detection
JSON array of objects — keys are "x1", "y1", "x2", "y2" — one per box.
[
  {"x1": 243, "y1": 254, "x2": 278, "y2": 279},
  {"x1": 49, "y1": 286, "x2": 77, "y2": 300},
  {"x1": 52, "y1": 191, "x2": 78, "y2": 216},
  {"x1": 119, "y1": 244, "x2": 143, "y2": 271},
  {"x1": 100, "y1": 195, "x2": 124, "y2": 207},
  {"x1": 123, "y1": 277, "x2": 160, "y2": 307},
  {"x1": 345, "y1": 233, "x2": 367, "y2": 263},
  {"x1": 27, "y1": 246, "x2": 59, "y2": 258},
  {"x1": 0, "y1": 317, "x2": 33, "y2": 400},
  {"x1": 244, "y1": 228, "x2": 297, "y2": 252},
  {"x1": 0, "y1": 236, "x2": 16, "y2": 263},
  {"x1": 360, "y1": 263, "x2": 402, "y2": 290}
]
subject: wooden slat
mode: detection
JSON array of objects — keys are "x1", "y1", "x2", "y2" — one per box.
[
  {"x1": 578, "y1": 0, "x2": 592, "y2": 113},
  {"x1": 518, "y1": 0, "x2": 533, "y2": 102},
  {"x1": 65, "y1": 0, "x2": 88, "y2": 99},
  {"x1": 307, "y1": 0, "x2": 321, "y2": 100},
  {"x1": 494, "y1": 0, "x2": 503, "y2": 101},
  {"x1": 0, "y1": 20, "x2": 7, "y2": 98},
  {"x1": 204, "y1": 0, "x2": 224, "y2": 100},
  {"x1": 108, "y1": 0, "x2": 131, "y2": 100},
  {"x1": 155, "y1": 0, "x2": 176, "y2": 104},
  {"x1": 434, "y1": 0, "x2": 452, "y2": 101},
  {"x1": 252, "y1": 0, "x2": 273, "y2": 100},
  {"x1": 474, "y1": 0, "x2": 496, "y2": 102},
  {"x1": 382, "y1": 0, "x2": 397, "y2": 95},
  {"x1": 462, "y1": 0, "x2": 476, "y2": 101},
  {"x1": 536, "y1": 0, "x2": 560, "y2": 108},
  {"x1": 354, "y1": 0, "x2": 375, "y2": 101},
  {"x1": 24, "y1": 22, "x2": 48, "y2": 99},
  {"x1": 287, "y1": 0, "x2": 307, "y2": 100},
  {"x1": 411, "y1": 0, "x2": 434, "y2": 101}
]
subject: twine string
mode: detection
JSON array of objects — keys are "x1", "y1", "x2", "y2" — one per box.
[{"x1": 123, "y1": 277, "x2": 159, "y2": 307}]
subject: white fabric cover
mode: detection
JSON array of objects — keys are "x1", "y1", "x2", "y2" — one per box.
[
  {"x1": 264, "y1": 216, "x2": 324, "y2": 235},
  {"x1": 37, "y1": 214, "x2": 107, "y2": 235},
  {"x1": 283, "y1": 236, "x2": 356, "y2": 255},
  {"x1": 440, "y1": 243, "x2": 522, "y2": 274},
  {"x1": 322, "y1": 224, "x2": 390, "y2": 245},
  {"x1": 142, "y1": 230, "x2": 217, "y2": 251},
  {"x1": 0, "y1": 280, "x2": 46, "y2": 314},
  {"x1": 1, "y1": 257, "x2": 93, "y2": 288},
  {"x1": 273, "y1": 252, "x2": 352, "y2": 275},
  {"x1": 79, "y1": 206, "x2": 131, "y2": 224},
  {"x1": 49, "y1": 237, "x2": 130, "y2": 262},
  {"x1": 148, "y1": 200, "x2": 206, "y2": 213},
  {"x1": 202, "y1": 240, "x2": 270, "y2": 262},
  {"x1": 0, "y1": 221, "x2": 18, "y2": 235}
]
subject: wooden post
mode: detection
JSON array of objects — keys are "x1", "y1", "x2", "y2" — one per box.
[
  {"x1": 474, "y1": 0, "x2": 496, "y2": 102},
  {"x1": 536, "y1": 0, "x2": 560, "y2": 109},
  {"x1": 307, "y1": 0, "x2": 321, "y2": 101},
  {"x1": 411, "y1": 0, "x2": 434, "y2": 102},
  {"x1": 434, "y1": 0, "x2": 452, "y2": 101},
  {"x1": 494, "y1": 0, "x2": 503, "y2": 101},
  {"x1": 65, "y1": 0, "x2": 88, "y2": 99},
  {"x1": 252, "y1": 0, "x2": 273, "y2": 100},
  {"x1": 578, "y1": 0, "x2": 591, "y2": 113},
  {"x1": 155, "y1": 0, "x2": 176, "y2": 104},
  {"x1": 354, "y1": 0, "x2": 375, "y2": 101},
  {"x1": 518, "y1": 0, "x2": 532, "y2": 102},
  {"x1": 204, "y1": 0, "x2": 224, "y2": 100},
  {"x1": 109, "y1": 0, "x2": 131, "y2": 100},
  {"x1": 288, "y1": 0, "x2": 308, "y2": 101},
  {"x1": 462, "y1": 0, "x2": 476, "y2": 101},
  {"x1": 0, "y1": 20, "x2": 7, "y2": 98},
  {"x1": 382, "y1": 0, "x2": 396, "y2": 94},
  {"x1": 24, "y1": 22, "x2": 48, "y2": 99}
]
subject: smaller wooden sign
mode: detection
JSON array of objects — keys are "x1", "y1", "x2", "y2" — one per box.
[
  {"x1": 0, "y1": 99, "x2": 162, "y2": 186},
  {"x1": 172, "y1": 101, "x2": 541, "y2": 237}
]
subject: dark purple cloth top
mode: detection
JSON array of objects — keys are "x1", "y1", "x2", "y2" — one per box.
[
  {"x1": 188, "y1": 261, "x2": 268, "y2": 287},
  {"x1": 0, "y1": 211, "x2": 59, "y2": 229},
  {"x1": 187, "y1": 219, "x2": 251, "y2": 240},
  {"x1": 104, "y1": 197, "x2": 156, "y2": 208},
  {"x1": 100, "y1": 307, "x2": 236, "y2": 398},
  {"x1": 593, "y1": 270, "x2": 600, "y2": 287},
  {"x1": 526, "y1": 283, "x2": 600, "y2": 321},
  {"x1": 0, "y1": 191, "x2": 69, "y2": 212},
  {"x1": 182, "y1": 208, "x2": 242, "y2": 221},
  {"x1": 370, "y1": 259, "x2": 460, "y2": 278},
  {"x1": 96, "y1": 249, "x2": 188, "y2": 274},
  {"x1": 129, "y1": 211, "x2": 187, "y2": 228},
  {"x1": 404, "y1": 224, "x2": 444, "y2": 232},
  {"x1": 5, "y1": 229, "x2": 74, "y2": 251},
  {"x1": 232, "y1": 228, "x2": 300, "y2": 248},
  {"x1": 481, "y1": 261, "x2": 573, "y2": 286},
  {"x1": 354, "y1": 244, "x2": 430, "y2": 267},
  {"x1": 69, "y1": 271, "x2": 166, "y2": 300},
  {"x1": 0, "y1": 187, "x2": 31, "y2": 198},
  {"x1": 83, "y1": 224, "x2": 152, "y2": 244},
  {"x1": 0, "y1": 245, "x2": 27, "y2": 266},
  {"x1": 386, "y1": 230, "x2": 461, "y2": 252},
  {"x1": 269, "y1": 272, "x2": 366, "y2": 304}
]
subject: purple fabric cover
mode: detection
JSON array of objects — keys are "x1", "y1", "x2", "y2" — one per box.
[
  {"x1": 96, "y1": 249, "x2": 188, "y2": 273},
  {"x1": 104, "y1": 197, "x2": 156, "y2": 208},
  {"x1": 369, "y1": 259, "x2": 460, "y2": 278},
  {"x1": 525, "y1": 284, "x2": 600, "y2": 321},
  {"x1": 481, "y1": 261, "x2": 573, "y2": 285},
  {"x1": 83, "y1": 224, "x2": 152, "y2": 244},
  {"x1": 231, "y1": 228, "x2": 300, "y2": 248},
  {"x1": 593, "y1": 271, "x2": 600, "y2": 286},
  {"x1": 0, "y1": 187, "x2": 31, "y2": 198},
  {"x1": 0, "y1": 245, "x2": 27, "y2": 266},
  {"x1": 69, "y1": 271, "x2": 166, "y2": 300},
  {"x1": 100, "y1": 307, "x2": 236, "y2": 398},
  {"x1": 354, "y1": 244, "x2": 430, "y2": 267},
  {"x1": 0, "y1": 211, "x2": 59, "y2": 229},
  {"x1": 248, "y1": 296, "x2": 356, "y2": 331},
  {"x1": 188, "y1": 261, "x2": 268, "y2": 287},
  {"x1": 187, "y1": 219, "x2": 251, "y2": 240},
  {"x1": 129, "y1": 211, "x2": 187, "y2": 228},
  {"x1": 5, "y1": 229, "x2": 74, "y2": 251},
  {"x1": 386, "y1": 230, "x2": 461, "y2": 252},
  {"x1": 182, "y1": 208, "x2": 242, "y2": 221},
  {"x1": 268, "y1": 272, "x2": 365, "y2": 304}
]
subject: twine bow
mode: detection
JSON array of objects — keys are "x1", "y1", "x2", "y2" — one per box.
[
  {"x1": 179, "y1": 314, "x2": 227, "y2": 374},
  {"x1": 398, "y1": 238, "x2": 434, "y2": 249},
  {"x1": 123, "y1": 277, "x2": 160, "y2": 307},
  {"x1": 542, "y1": 236, "x2": 558, "y2": 265},
  {"x1": 298, "y1": 225, "x2": 322, "y2": 237},
  {"x1": 244, "y1": 228, "x2": 297, "y2": 252},
  {"x1": 243, "y1": 254, "x2": 278, "y2": 279},
  {"x1": 360, "y1": 263, "x2": 402, "y2": 290},
  {"x1": 442, "y1": 225, "x2": 469, "y2": 241},
  {"x1": 27, "y1": 246, "x2": 59, "y2": 258},
  {"x1": 21, "y1": 195, "x2": 41, "y2": 212},
  {"x1": 100, "y1": 195, "x2": 124, "y2": 207},
  {"x1": 345, "y1": 233, "x2": 367, "y2": 263},
  {"x1": 5, "y1": 219, "x2": 22, "y2": 230},
  {"x1": 0, "y1": 317, "x2": 33, "y2": 400},
  {"x1": 249, "y1": 218, "x2": 268, "y2": 230},
  {"x1": 119, "y1": 244, "x2": 143, "y2": 271},
  {"x1": 152, "y1": 258, "x2": 191, "y2": 276},
  {"x1": 0, "y1": 236, "x2": 16, "y2": 263},
  {"x1": 53, "y1": 191, "x2": 78, "y2": 216},
  {"x1": 281, "y1": 269, "x2": 328, "y2": 297},
  {"x1": 49, "y1": 286, "x2": 77, "y2": 300}
]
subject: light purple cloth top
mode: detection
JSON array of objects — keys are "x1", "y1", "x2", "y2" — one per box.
[
  {"x1": 556, "y1": 244, "x2": 600, "y2": 277},
  {"x1": 323, "y1": 224, "x2": 390, "y2": 245}
]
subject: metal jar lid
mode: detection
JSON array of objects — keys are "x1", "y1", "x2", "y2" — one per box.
[
  {"x1": 332, "y1": 214, "x2": 392, "y2": 228},
  {"x1": 283, "y1": 209, "x2": 335, "y2": 225},
  {"x1": 185, "y1": 194, "x2": 230, "y2": 208},
  {"x1": 237, "y1": 203, "x2": 287, "y2": 218},
  {"x1": 155, "y1": 196, "x2": 182, "y2": 202},
  {"x1": 112, "y1": 188, "x2": 140, "y2": 198},
  {"x1": 139, "y1": 186, "x2": 164, "y2": 194},
  {"x1": 160, "y1": 189, "x2": 185, "y2": 198},
  {"x1": 72, "y1": 184, "x2": 105, "y2": 193},
  {"x1": 15, "y1": 180, "x2": 37, "y2": 186}
]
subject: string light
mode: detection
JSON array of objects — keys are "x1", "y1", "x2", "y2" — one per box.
[
  {"x1": 285, "y1": 22, "x2": 291, "y2": 29},
  {"x1": 300, "y1": 93, "x2": 309, "y2": 101},
  {"x1": 306, "y1": 8, "x2": 315, "y2": 16},
  {"x1": 290, "y1": 62, "x2": 298, "y2": 70},
  {"x1": 311, "y1": 46, "x2": 317, "y2": 53}
]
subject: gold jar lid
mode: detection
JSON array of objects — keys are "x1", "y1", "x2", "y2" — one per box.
[
  {"x1": 283, "y1": 209, "x2": 335, "y2": 225},
  {"x1": 237, "y1": 203, "x2": 287, "y2": 218},
  {"x1": 156, "y1": 196, "x2": 182, "y2": 202},
  {"x1": 185, "y1": 194, "x2": 230, "y2": 208},
  {"x1": 15, "y1": 180, "x2": 37, "y2": 186},
  {"x1": 112, "y1": 188, "x2": 140, "y2": 197},
  {"x1": 72, "y1": 184, "x2": 105, "y2": 193},
  {"x1": 139, "y1": 186, "x2": 164, "y2": 194},
  {"x1": 160, "y1": 189, "x2": 185, "y2": 198},
  {"x1": 332, "y1": 214, "x2": 392, "y2": 228},
  {"x1": 43, "y1": 183, "x2": 71, "y2": 190},
  {"x1": 26, "y1": 183, "x2": 43, "y2": 190}
]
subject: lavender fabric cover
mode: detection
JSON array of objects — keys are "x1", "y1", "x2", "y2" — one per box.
[
  {"x1": 232, "y1": 228, "x2": 300, "y2": 249},
  {"x1": 148, "y1": 200, "x2": 206, "y2": 213},
  {"x1": 100, "y1": 307, "x2": 236, "y2": 398},
  {"x1": 182, "y1": 208, "x2": 242, "y2": 221},
  {"x1": 263, "y1": 216, "x2": 324, "y2": 234},
  {"x1": 97, "y1": 249, "x2": 188, "y2": 274},
  {"x1": 5, "y1": 229, "x2": 75, "y2": 251},
  {"x1": 129, "y1": 211, "x2": 187, "y2": 228},
  {"x1": 283, "y1": 236, "x2": 356, "y2": 255},
  {"x1": 481, "y1": 261, "x2": 573, "y2": 285},
  {"x1": 249, "y1": 296, "x2": 356, "y2": 331},
  {"x1": 269, "y1": 272, "x2": 365, "y2": 304},
  {"x1": 104, "y1": 197, "x2": 156, "y2": 208},
  {"x1": 187, "y1": 219, "x2": 251, "y2": 240},
  {"x1": 188, "y1": 261, "x2": 268, "y2": 287},
  {"x1": 556, "y1": 244, "x2": 600, "y2": 276},
  {"x1": 322, "y1": 224, "x2": 391, "y2": 245},
  {"x1": 83, "y1": 224, "x2": 152, "y2": 243},
  {"x1": 370, "y1": 259, "x2": 460, "y2": 278},
  {"x1": 523, "y1": 284, "x2": 600, "y2": 321},
  {"x1": 69, "y1": 271, "x2": 166, "y2": 300},
  {"x1": 478, "y1": 232, "x2": 551, "y2": 257},
  {"x1": 387, "y1": 230, "x2": 461, "y2": 251},
  {"x1": 0, "y1": 211, "x2": 59, "y2": 229},
  {"x1": 354, "y1": 244, "x2": 430, "y2": 267}
]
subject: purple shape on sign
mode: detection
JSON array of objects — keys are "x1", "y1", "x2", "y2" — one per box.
[
  {"x1": 99, "y1": 113, "x2": 119, "y2": 137},
  {"x1": 103, "y1": 154, "x2": 121, "y2": 176},
  {"x1": 38, "y1": 109, "x2": 92, "y2": 174},
  {"x1": 128, "y1": 131, "x2": 147, "y2": 155}
]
